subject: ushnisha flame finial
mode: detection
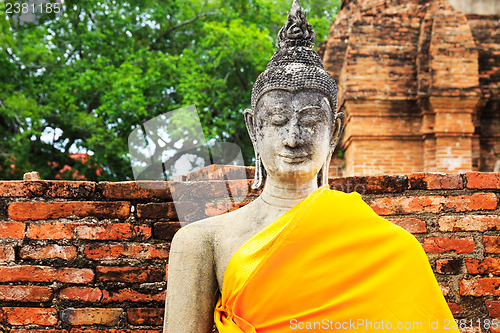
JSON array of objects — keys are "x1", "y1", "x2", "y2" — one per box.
[{"x1": 278, "y1": 0, "x2": 316, "y2": 48}]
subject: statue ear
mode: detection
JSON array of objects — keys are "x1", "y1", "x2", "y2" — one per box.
[
  {"x1": 244, "y1": 108, "x2": 257, "y2": 144},
  {"x1": 331, "y1": 112, "x2": 344, "y2": 151}
]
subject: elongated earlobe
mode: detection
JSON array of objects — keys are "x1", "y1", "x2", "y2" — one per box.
[
  {"x1": 244, "y1": 108, "x2": 266, "y2": 190},
  {"x1": 318, "y1": 112, "x2": 345, "y2": 186}
]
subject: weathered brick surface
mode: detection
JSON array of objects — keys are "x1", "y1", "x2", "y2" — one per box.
[
  {"x1": 466, "y1": 258, "x2": 500, "y2": 275},
  {"x1": 439, "y1": 215, "x2": 500, "y2": 232},
  {"x1": 84, "y1": 244, "x2": 169, "y2": 260},
  {"x1": 0, "y1": 246, "x2": 15, "y2": 261},
  {"x1": 96, "y1": 266, "x2": 165, "y2": 283},
  {"x1": 102, "y1": 181, "x2": 171, "y2": 200},
  {"x1": 408, "y1": 173, "x2": 463, "y2": 190},
  {"x1": 60, "y1": 308, "x2": 122, "y2": 326},
  {"x1": 2, "y1": 307, "x2": 58, "y2": 325},
  {"x1": 127, "y1": 308, "x2": 164, "y2": 326},
  {"x1": 422, "y1": 237, "x2": 475, "y2": 254},
  {"x1": 387, "y1": 218, "x2": 427, "y2": 233},
  {"x1": 0, "y1": 221, "x2": 25, "y2": 239},
  {"x1": 0, "y1": 172, "x2": 497, "y2": 330},
  {"x1": 59, "y1": 287, "x2": 103, "y2": 302},
  {"x1": 27, "y1": 222, "x2": 151, "y2": 241},
  {"x1": 9, "y1": 201, "x2": 131, "y2": 221},
  {"x1": 0, "y1": 286, "x2": 52, "y2": 302},
  {"x1": 370, "y1": 193, "x2": 497, "y2": 215},
  {"x1": 0, "y1": 181, "x2": 95, "y2": 198},
  {"x1": 485, "y1": 301, "x2": 500, "y2": 318},
  {"x1": 0, "y1": 266, "x2": 94, "y2": 283},
  {"x1": 20, "y1": 245, "x2": 77, "y2": 260},
  {"x1": 467, "y1": 172, "x2": 500, "y2": 189},
  {"x1": 484, "y1": 236, "x2": 500, "y2": 254},
  {"x1": 460, "y1": 278, "x2": 500, "y2": 296},
  {"x1": 447, "y1": 302, "x2": 463, "y2": 316},
  {"x1": 329, "y1": 175, "x2": 407, "y2": 194},
  {"x1": 136, "y1": 202, "x2": 177, "y2": 220}
]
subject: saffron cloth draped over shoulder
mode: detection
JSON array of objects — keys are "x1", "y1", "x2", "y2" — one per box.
[{"x1": 214, "y1": 187, "x2": 459, "y2": 332}]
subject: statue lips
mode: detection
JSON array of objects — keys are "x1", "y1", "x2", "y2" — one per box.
[{"x1": 278, "y1": 152, "x2": 309, "y2": 164}]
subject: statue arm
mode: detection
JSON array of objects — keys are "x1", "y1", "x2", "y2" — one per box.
[{"x1": 164, "y1": 226, "x2": 219, "y2": 333}]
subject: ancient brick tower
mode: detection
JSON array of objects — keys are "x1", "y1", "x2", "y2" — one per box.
[{"x1": 322, "y1": 0, "x2": 500, "y2": 176}]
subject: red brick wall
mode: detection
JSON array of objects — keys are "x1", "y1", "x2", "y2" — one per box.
[{"x1": 0, "y1": 169, "x2": 499, "y2": 332}]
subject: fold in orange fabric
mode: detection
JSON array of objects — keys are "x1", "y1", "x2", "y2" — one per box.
[{"x1": 214, "y1": 186, "x2": 460, "y2": 332}]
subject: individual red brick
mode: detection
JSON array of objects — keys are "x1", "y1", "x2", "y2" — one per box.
[
  {"x1": 486, "y1": 300, "x2": 500, "y2": 318},
  {"x1": 0, "y1": 286, "x2": 52, "y2": 302},
  {"x1": 0, "y1": 266, "x2": 94, "y2": 284},
  {"x1": 0, "y1": 246, "x2": 15, "y2": 261},
  {"x1": 329, "y1": 175, "x2": 407, "y2": 194},
  {"x1": 127, "y1": 308, "x2": 164, "y2": 326},
  {"x1": 0, "y1": 221, "x2": 25, "y2": 239},
  {"x1": 370, "y1": 193, "x2": 497, "y2": 215},
  {"x1": 436, "y1": 259, "x2": 462, "y2": 274},
  {"x1": 422, "y1": 237, "x2": 475, "y2": 254},
  {"x1": 0, "y1": 181, "x2": 94, "y2": 198},
  {"x1": 60, "y1": 308, "x2": 122, "y2": 326},
  {"x1": 388, "y1": 218, "x2": 427, "y2": 233},
  {"x1": 153, "y1": 222, "x2": 182, "y2": 242},
  {"x1": 59, "y1": 288, "x2": 103, "y2": 302},
  {"x1": 466, "y1": 257, "x2": 500, "y2": 275},
  {"x1": 27, "y1": 222, "x2": 75, "y2": 239},
  {"x1": 439, "y1": 215, "x2": 500, "y2": 232},
  {"x1": 27, "y1": 222, "x2": 151, "y2": 241},
  {"x1": 102, "y1": 181, "x2": 171, "y2": 200},
  {"x1": 20, "y1": 245, "x2": 77, "y2": 260},
  {"x1": 101, "y1": 289, "x2": 165, "y2": 303},
  {"x1": 2, "y1": 307, "x2": 58, "y2": 325},
  {"x1": 460, "y1": 278, "x2": 500, "y2": 296},
  {"x1": 136, "y1": 202, "x2": 177, "y2": 220},
  {"x1": 466, "y1": 172, "x2": 500, "y2": 189},
  {"x1": 73, "y1": 224, "x2": 151, "y2": 241},
  {"x1": 447, "y1": 302, "x2": 463, "y2": 315},
  {"x1": 8, "y1": 201, "x2": 130, "y2": 221},
  {"x1": 408, "y1": 173, "x2": 463, "y2": 190},
  {"x1": 205, "y1": 201, "x2": 250, "y2": 217},
  {"x1": 96, "y1": 266, "x2": 165, "y2": 283},
  {"x1": 84, "y1": 244, "x2": 169, "y2": 260},
  {"x1": 484, "y1": 236, "x2": 500, "y2": 254}
]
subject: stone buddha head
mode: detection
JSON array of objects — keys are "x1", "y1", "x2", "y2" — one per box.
[{"x1": 245, "y1": 0, "x2": 344, "y2": 190}]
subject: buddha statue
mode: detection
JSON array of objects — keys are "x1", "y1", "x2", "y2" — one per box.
[{"x1": 164, "y1": 1, "x2": 459, "y2": 332}]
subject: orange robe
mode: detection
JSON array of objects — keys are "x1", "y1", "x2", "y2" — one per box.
[{"x1": 214, "y1": 186, "x2": 459, "y2": 332}]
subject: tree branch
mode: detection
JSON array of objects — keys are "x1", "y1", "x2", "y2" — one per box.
[{"x1": 151, "y1": 11, "x2": 220, "y2": 49}]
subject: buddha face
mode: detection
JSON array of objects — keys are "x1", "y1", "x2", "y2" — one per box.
[{"x1": 250, "y1": 90, "x2": 333, "y2": 184}]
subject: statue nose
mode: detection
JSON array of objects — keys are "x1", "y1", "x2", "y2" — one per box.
[{"x1": 283, "y1": 123, "x2": 304, "y2": 148}]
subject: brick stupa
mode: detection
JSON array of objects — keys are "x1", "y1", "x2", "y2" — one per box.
[{"x1": 322, "y1": 0, "x2": 500, "y2": 176}]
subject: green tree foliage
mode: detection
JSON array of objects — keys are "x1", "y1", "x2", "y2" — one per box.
[{"x1": 0, "y1": 0, "x2": 340, "y2": 180}]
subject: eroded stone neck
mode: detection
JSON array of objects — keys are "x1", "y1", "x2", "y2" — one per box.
[{"x1": 259, "y1": 175, "x2": 318, "y2": 209}]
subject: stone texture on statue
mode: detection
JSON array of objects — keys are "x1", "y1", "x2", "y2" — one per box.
[{"x1": 163, "y1": 1, "x2": 343, "y2": 332}]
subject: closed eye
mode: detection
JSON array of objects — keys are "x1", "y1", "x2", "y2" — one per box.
[
  {"x1": 300, "y1": 114, "x2": 323, "y2": 126},
  {"x1": 270, "y1": 114, "x2": 288, "y2": 126}
]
